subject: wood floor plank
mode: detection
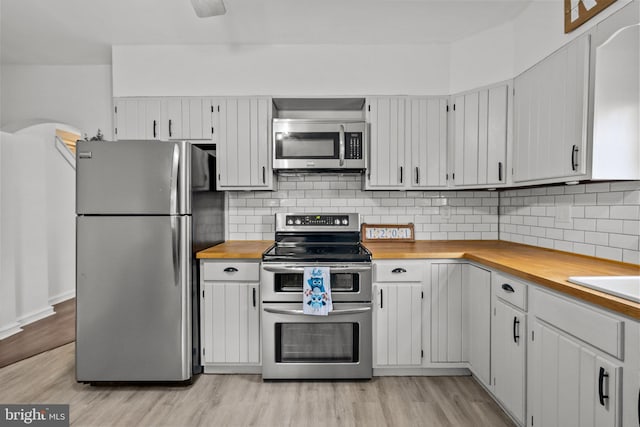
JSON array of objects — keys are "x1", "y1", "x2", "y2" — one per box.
[
  {"x1": 0, "y1": 343, "x2": 514, "y2": 426},
  {"x1": 0, "y1": 298, "x2": 75, "y2": 368}
]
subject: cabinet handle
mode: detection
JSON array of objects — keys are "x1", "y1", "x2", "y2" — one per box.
[
  {"x1": 380, "y1": 288, "x2": 384, "y2": 309},
  {"x1": 391, "y1": 268, "x2": 407, "y2": 274},
  {"x1": 637, "y1": 387, "x2": 639, "y2": 425},
  {"x1": 153, "y1": 120, "x2": 157, "y2": 138},
  {"x1": 169, "y1": 119, "x2": 173, "y2": 137},
  {"x1": 513, "y1": 317, "x2": 520, "y2": 343},
  {"x1": 223, "y1": 267, "x2": 238, "y2": 273},
  {"x1": 501, "y1": 283, "x2": 515, "y2": 293},
  {"x1": 571, "y1": 145, "x2": 579, "y2": 171},
  {"x1": 598, "y1": 367, "x2": 609, "y2": 406},
  {"x1": 252, "y1": 287, "x2": 256, "y2": 308},
  {"x1": 400, "y1": 166, "x2": 404, "y2": 184},
  {"x1": 498, "y1": 162, "x2": 503, "y2": 181},
  {"x1": 415, "y1": 167, "x2": 419, "y2": 184},
  {"x1": 262, "y1": 166, "x2": 266, "y2": 184}
]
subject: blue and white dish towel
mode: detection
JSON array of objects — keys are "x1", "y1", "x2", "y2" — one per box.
[{"x1": 303, "y1": 266, "x2": 332, "y2": 315}]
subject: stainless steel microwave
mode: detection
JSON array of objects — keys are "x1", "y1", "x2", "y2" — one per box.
[{"x1": 272, "y1": 119, "x2": 367, "y2": 171}]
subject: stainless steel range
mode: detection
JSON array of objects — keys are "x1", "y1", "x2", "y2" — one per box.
[{"x1": 261, "y1": 212, "x2": 372, "y2": 380}]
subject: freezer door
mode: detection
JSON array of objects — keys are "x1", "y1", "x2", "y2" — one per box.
[
  {"x1": 76, "y1": 215, "x2": 192, "y2": 382},
  {"x1": 76, "y1": 140, "x2": 190, "y2": 215}
]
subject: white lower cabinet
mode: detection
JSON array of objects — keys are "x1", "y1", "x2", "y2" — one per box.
[
  {"x1": 200, "y1": 260, "x2": 261, "y2": 372},
  {"x1": 528, "y1": 288, "x2": 626, "y2": 427},
  {"x1": 465, "y1": 264, "x2": 491, "y2": 387},
  {"x1": 373, "y1": 261, "x2": 425, "y2": 368},
  {"x1": 430, "y1": 261, "x2": 466, "y2": 362},
  {"x1": 491, "y1": 273, "x2": 527, "y2": 426}
]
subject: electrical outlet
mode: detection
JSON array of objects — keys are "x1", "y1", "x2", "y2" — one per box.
[
  {"x1": 555, "y1": 205, "x2": 572, "y2": 223},
  {"x1": 440, "y1": 205, "x2": 451, "y2": 219}
]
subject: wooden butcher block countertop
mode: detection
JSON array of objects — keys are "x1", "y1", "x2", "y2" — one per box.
[
  {"x1": 364, "y1": 240, "x2": 640, "y2": 320},
  {"x1": 196, "y1": 240, "x2": 273, "y2": 259},
  {"x1": 196, "y1": 239, "x2": 639, "y2": 319}
]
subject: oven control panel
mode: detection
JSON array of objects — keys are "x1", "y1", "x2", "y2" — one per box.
[{"x1": 285, "y1": 215, "x2": 350, "y2": 226}]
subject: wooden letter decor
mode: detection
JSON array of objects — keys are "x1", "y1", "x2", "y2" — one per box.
[{"x1": 565, "y1": 0, "x2": 617, "y2": 33}]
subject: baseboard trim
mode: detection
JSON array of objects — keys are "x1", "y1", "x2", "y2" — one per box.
[
  {"x1": 17, "y1": 306, "x2": 55, "y2": 327},
  {"x1": 49, "y1": 290, "x2": 76, "y2": 306},
  {"x1": 0, "y1": 323, "x2": 23, "y2": 340}
]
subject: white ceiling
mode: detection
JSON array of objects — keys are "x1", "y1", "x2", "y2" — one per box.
[{"x1": 0, "y1": 0, "x2": 535, "y2": 65}]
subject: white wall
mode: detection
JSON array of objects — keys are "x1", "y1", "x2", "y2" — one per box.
[
  {"x1": 0, "y1": 133, "x2": 21, "y2": 339},
  {"x1": 449, "y1": 0, "x2": 635, "y2": 93},
  {"x1": 112, "y1": 44, "x2": 451, "y2": 97},
  {"x1": 0, "y1": 65, "x2": 113, "y2": 139},
  {"x1": 0, "y1": 132, "x2": 54, "y2": 335}
]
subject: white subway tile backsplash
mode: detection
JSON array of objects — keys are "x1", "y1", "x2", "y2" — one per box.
[
  {"x1": 597, "y1": 192, "x2": 624, "y2": 205},
  {"x1": 500, "y1": 181, "x2": 639, "y2": 264},
  {"x1": 227, "y1": 177, "x2": 639, "y2": 265}
]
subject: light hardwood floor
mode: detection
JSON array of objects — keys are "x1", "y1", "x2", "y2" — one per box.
[{"x1": 0, "y1": 343, "x2": 514, "y2": 427}]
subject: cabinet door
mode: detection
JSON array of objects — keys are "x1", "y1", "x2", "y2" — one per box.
[
  {"x1": 114, "y1": 98, "x2": 161, "y2": 141},
  {"x1": 166, "y1": 99, "x2": 185, "y2": 140},
  {"x1": 408, "y1": 97, "x2": 448, "y2": 188},
  {"x1": 366, "y1": 97, "x2": 407, "y2": 189},
  {"x1": 430, "y1": 262, "x2": 466, "y2": 362},
  {"x1": 452, "y1": 84, "x2": 508, "y2": 187},
  {"x1": 514, "y1": 35, "x2": 590, "y2": 184},
  {"x1": 166, "y1": 98, "x2": 214, "y2": 141},
  {"x1": 465, "y1": 265, "x2": 491, "y2": 387},
  {"x1": 202, "y1": 282, "x2": 260, "y2": 364},
  {"x1": 215, "y1": 97, "x2": 272, "y2": 190},
  {"x1": 492, "y1": 299, "x2": 526, "y2": 425},
  {"x1": 529, "y1": 319, "x2": 620, "y2": 427},
  {"x1": 374, "y1": 282, "x2": 422, "y2": 366}
]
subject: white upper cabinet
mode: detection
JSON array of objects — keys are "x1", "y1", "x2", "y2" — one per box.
[
  {"x1": 365, "y1": 97, "x2": 407, "y2": 189},
  {"x1": 114, "y1": 98, "x2": 162, "y2": 141},
  {"x1": 408, "y1": 97, "x2": 448, "y2": 188},
  {"x1": 214, "y1": 97, "x2": 273, "y2": 190},
  {"x1": 166, "y1": 98, "x2": 214, "y2": 141},
  {"x1": 451, "y1": 83, "x2": 509, "y2": 188},
  {"x1": 513, "y1": 35, "x2": 590, "y2": 184},
  {"x1": 114, "y1": 97, "x2": 213, "y2": 141}
]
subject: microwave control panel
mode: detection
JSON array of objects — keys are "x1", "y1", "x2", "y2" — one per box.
[{"x1": 345, "y1": 132, "x2": 363, "y2": 159}]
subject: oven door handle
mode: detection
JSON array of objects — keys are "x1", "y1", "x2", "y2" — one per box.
[
  {"x1": 263, "y1": 307, "x2": 371, "y2": 316},
  {"x1": 262, "y1": 265, "x2": 371, "y2": 273}
]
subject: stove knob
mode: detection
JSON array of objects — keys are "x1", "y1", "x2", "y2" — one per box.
[
  {"x1": 334, "y1": 219, "x2": 340, "y2": 225},
  {"x1": 295, "y1": 219, "x2": 301, "y2": 225},
  {"x1": 287, "y1": 219, "x2": 293, "y2": 225},
  {"x1": 342, "y1": 219, "x2": 349, "y2": 225}
]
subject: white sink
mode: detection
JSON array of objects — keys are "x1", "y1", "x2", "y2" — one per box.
[{"x1": 568, "y1": 276, "x2": 640, "y2": 303}]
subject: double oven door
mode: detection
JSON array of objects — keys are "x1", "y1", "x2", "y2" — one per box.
[{"x1": 260, "y1": 263, "x2": 372, "y2": 379}]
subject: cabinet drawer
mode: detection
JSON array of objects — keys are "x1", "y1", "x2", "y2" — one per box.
[
  {"x1": 202, "y1": 261, "x2": 260, "y2": 282},
  {"x1": 531, "y1": 288, "x2": 624, "y2": 359},
  {"x1": 374, "y1": 261, "x2": 424, "y2": 282},
  {"x1": 493, "y1": 273, "x2": 528, "y2": 311}
]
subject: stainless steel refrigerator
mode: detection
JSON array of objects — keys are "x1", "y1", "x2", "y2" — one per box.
[{"x1": 75, "y1": 140, "x2": 224, "y2": 383}]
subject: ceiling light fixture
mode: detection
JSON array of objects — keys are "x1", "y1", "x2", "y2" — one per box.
[{"x1": 190, "y1": 0, "x2": 226, "y2": 17}]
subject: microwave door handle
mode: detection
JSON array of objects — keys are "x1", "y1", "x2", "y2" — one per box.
[{"x1": 339, "y1": 124, "x2": 345, "y2": 166}]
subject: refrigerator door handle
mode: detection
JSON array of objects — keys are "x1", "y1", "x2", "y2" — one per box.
[
  {"x1": 170, "y1": 143, "x2": 180, "y2": 214},
  {"x1": 171, "y1": 217, "x2": 180, "y2": 287}
]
